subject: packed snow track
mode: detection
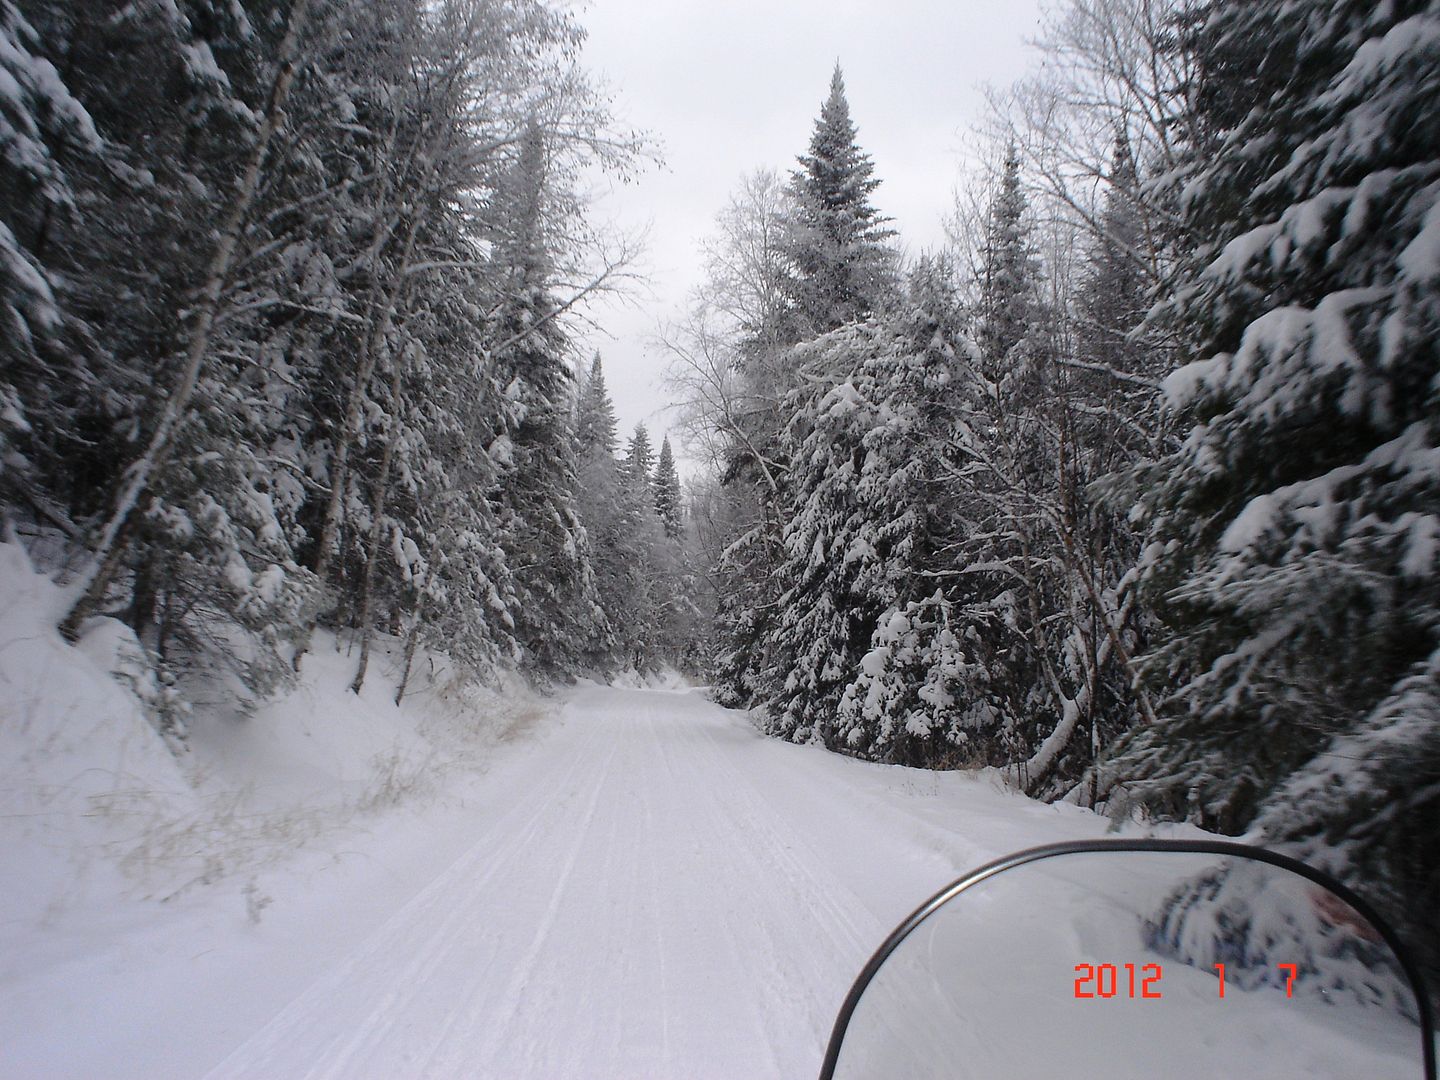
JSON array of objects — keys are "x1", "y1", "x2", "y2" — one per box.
[
  {"x1": 2, "y1": 682, "x2": 1116, "y2": 1079},
  {"x1": 196, "y1": 683, "x2": 1084, "y2": 1080}
]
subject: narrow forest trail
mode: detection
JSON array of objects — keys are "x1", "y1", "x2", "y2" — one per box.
[
  {"x1": 0, "y1": 683, "x2": 1125, "y2": 1080},
  {"x1": 192, "y1": 684, "x2": 1105, "y2": 1079}
]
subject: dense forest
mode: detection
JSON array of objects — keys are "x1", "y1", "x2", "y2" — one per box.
[
  {"x1": 0, "y1": 0, "x2": 701, "y2": 712},
  {"x1": 664, "y1": 0, "x2": 1440, "y2": 977},
  {"x1": 2, "y1": 0, "x2": 1437, "y2": 985}
]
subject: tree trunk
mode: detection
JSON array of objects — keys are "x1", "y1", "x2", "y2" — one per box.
[
  {"x1": 128, "y1": 554, "x2": 160, "y2": 652},
  {"x1": 394, "y1": 604, "x2": 424, "y2": 706},
  {"x1": 349, "y1": 361, "x2": 406, "y2": 696},
  {"x1": 394, "y1": 539, "x2": 440, "y2": 705}
]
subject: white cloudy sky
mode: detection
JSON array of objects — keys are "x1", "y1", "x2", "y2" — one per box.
[{"x1": 571, "y1": 0, "x2": 1048, "y2": 462}]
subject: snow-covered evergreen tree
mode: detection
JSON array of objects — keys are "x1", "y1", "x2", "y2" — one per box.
[
  {"x1": 24, "y1": 0, "x2": 327, "y2": 688},
  {"x1": 0, "y1": 0, "x2": 98, "y2": 381},
  {"x1": 653, "y1": 437, "x2": 683, "y2": 539},
  {"x1": 975, "y1": 147, "x2": 1046, "y2": 395},
  {"x1": 703, "y1": 69, "x2": 901, "y2": 708},
  {"x1": 948, "y1": 153, "x2": 1072, "y2": 767},
  {"x1": 570, "y1": 353, "x2": 631, "y2": 670},
  {"x1": 392, "y1": 283, "x2": 522, "y2": 690},
  {"x1": 574, "y1": 353, "x2": 619, "y2": 458},
  {"x1": 753, "y1": 264, "x2": 1001, "y2": 762},
  {"x1": 1074, "y1": 131, "x2": 1152, "y2": 390},
  {"x1": 1110, "y1": 0, "x2": 1440, "y2": 971},
  {"x1": 571, "y1": 408, "x2": 699, "y2": 675},
  {"x1": 0, "y1": 0, "x2": 105, "y2": 536},
  {"x1": 614, "y1": 483, "x2": 672, "y2": 673},
  {"x1": 779, "y1": 65, "x2": 898, "y2": 338},
  {"x1": 621, "y1": 424, "x2": 656, "y2": 497},
  {"x1": 487, "y1": 123, "x2": 605, "y2": 676},
  {"x1": 708, "y1": 492, "x2": 782, "y2": 707}
]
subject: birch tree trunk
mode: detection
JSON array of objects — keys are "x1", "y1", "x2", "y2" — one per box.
[{"x1": 59, "y1": 0, "x2": 313, "y2": 640}]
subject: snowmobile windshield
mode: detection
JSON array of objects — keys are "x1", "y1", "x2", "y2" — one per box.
[{"x1": 820, "y1": 839, "x2": 1436, "y2": 1080}]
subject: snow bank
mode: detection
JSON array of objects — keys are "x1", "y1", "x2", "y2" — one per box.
[
  {"x1": 0, "y1": 539, "x2": 546, "y2": 972},
  {"x1": 0, "y1": 542, "x2": 194, "y2": 953}
]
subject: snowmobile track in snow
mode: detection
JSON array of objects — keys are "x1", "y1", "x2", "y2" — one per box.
[
  {"x1": 194, "y1": 684, "x2": 1120, "y2": 1079},
  {"x1": 195, "y1": 686, "x2": 963, "y2": 1079}
]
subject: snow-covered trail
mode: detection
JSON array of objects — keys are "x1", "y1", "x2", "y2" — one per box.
[
  {"x1": 0, "y1": 680, "x2": 1127, "y2": 1080},
  {"x1": 196, "y1": 684, "x2": 1096, "y2": 1080}
]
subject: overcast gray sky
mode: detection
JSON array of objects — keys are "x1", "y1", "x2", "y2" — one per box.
[{"x1": 572, "y1": 0, "x2": 1048, "y2": 463}]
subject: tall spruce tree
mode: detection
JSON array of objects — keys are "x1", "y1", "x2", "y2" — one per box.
[
  {"x1": 1075, "y1": 132, "x2": 1150, "y2": 384},
  {"x1": 710, "y1": 68, "x2": 898, "y2": 708},
  {"x1": 653, "y1": 437, "x2": 683, "y2": 539},
  {"x1": 779, "y1": 65, "x2": 898, "y2": 338},
  {"x1": 760, "y1": 265, "x2": 985, "y2": 758},
  {"x1": 574, "y1": 352, "x2": 619, "y2": 458},
  {"x1": 621, "y1": 423, "x2": 655, "y2": 496},
  {"x1": 975, "y1": 147, "x2": 1044, "y2": 390},
  {"x1": 487, "y1": 123, "x2": 604, "y2": 675},
  {"x1": 1112, "y1": 0, "x2": 1440, "y2": 974},
  {"x1": 571, "y1": 352, "x2": 629, "y2": 670}
]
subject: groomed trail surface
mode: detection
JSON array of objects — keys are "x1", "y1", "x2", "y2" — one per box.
[
  {"x1": 198, "y1": 684, "x2": 1112, "y2": 1080},
  {"x1": 1, "y1": 683, "x2": 1121, "y2": 1080}
]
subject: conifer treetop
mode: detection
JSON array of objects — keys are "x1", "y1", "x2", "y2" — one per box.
[
  {"x1": 793, "y1": 64, "x2": 891, "y2": 238},
  {"x1": 575, "y1": 351, "x2": 619, "y2": 457},
  {"x1": 782, "y1": 64, "x2": 897, "y2": 335},
  {"x1": 975, "y1": 146, "x2": 1041, "y2": 371},
  {"x1": 493, "y1": 120, "x2": 553, "y2": 290},
  {"x1": 623, "y1": 423, "x2": 655, "y2": 492},
  {"x1": 653, "y1": 435, "x2": 683, "y2": 538}
]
